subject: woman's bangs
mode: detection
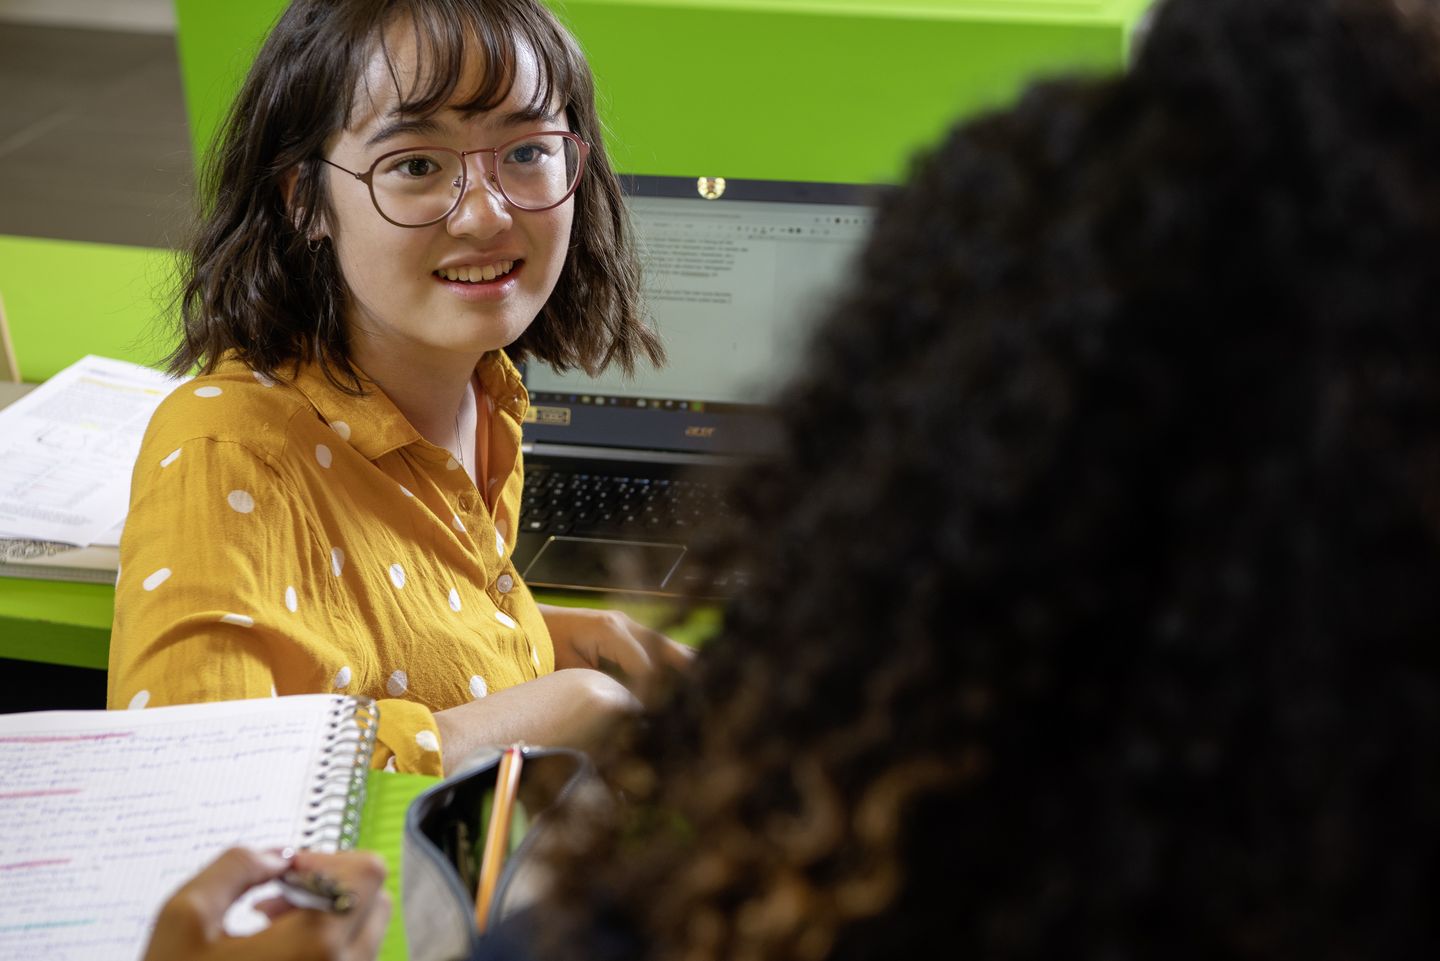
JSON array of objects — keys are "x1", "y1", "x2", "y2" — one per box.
[{"x1": 353, "y1": 0, "x2": 573, "y2": 126}]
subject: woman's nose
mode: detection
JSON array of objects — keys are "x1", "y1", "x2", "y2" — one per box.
[{"x1": 446, "y1": 156, "x2": 512, "y2": 238}]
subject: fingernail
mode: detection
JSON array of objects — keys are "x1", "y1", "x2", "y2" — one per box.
[{"x1": 261, "y1": 847, "x2": 296, "y2": 870}]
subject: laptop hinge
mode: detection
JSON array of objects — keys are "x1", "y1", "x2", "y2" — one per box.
[{"x1": 521, "y1": 442, "x2": 734, "y2": 468}]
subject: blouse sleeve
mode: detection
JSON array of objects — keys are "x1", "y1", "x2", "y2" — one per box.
[
  {"x1": 371, "y1": 699, "x2": 445, "y2": 774},
  {"x1": 108, "y1": 430, "x2": 445, "y2": 776}
]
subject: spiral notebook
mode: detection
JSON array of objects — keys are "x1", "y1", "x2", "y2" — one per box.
[{"x1": 0, "y1": 694, "x2": 378, "y2": 961}]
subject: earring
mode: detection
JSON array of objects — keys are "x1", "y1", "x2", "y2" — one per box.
[{"x1": 308, "y1": 236, "x2": 324, "y2": 253}]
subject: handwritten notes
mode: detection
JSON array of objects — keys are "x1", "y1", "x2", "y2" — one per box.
[{"x1": 0, "y1": 695, "x2": 355, "y2": 961}]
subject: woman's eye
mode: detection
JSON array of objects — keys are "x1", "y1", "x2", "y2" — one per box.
[
  {"x1": 505, "y1": 143, "x2": 548, "y2": 165},
  {"x1": 387, "y1": 155, "x2": 440, "y2": 177}
]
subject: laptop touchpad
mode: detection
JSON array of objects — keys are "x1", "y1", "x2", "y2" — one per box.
[{"x1": 522, "y1": 536, "x2": 686, "y2": 593}]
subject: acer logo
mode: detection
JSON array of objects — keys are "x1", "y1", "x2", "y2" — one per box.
[
  {"x1": 685, "y1": 426, "x2": 716, "y2": 438},
  {"x1": 524, "y1": 406, "x2": 571, "y2": 426}
]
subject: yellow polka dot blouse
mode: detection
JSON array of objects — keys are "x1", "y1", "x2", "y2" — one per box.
[{"x1": 108, "y1": 351, "x2": 555, "y2": 775}]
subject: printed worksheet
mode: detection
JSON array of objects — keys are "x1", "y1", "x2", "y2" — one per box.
[{"x1": 0, "y1": 356, "x2": 184, "y2": 546}]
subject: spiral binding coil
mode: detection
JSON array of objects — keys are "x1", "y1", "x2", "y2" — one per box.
[{"x1": 299, "y1": 695, "x2": 379, "y2": 852}]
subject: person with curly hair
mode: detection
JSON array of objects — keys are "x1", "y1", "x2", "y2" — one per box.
[
  {"x1": 139, "y1": 0, "x2": 1440, "y2": 956},
  {"x1": 510, "y1": 0, "x2": 1440, "y2": 957}
]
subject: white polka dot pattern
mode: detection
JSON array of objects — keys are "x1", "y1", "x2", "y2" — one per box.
[
  {"x1": 415, "y1": 730, "x2": 440, "y2": 752},
  {"x1": 128, "y1": 690, "x2": 150, "y2": 710},
  {"x1": 531, "y1": 646, "x2": 540, "y2": 669},
  {"x1": 193, "y1": 386, "x2": 223, "y2": 398},
  {"x1": 384, "y1": 756, "x2": 398, "y2": 773},
  {"x1": 117, "y1": 352, "x2": 547, "y2": 770}
]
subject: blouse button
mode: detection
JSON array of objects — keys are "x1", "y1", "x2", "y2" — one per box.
[{"x1": 496, "y1": 573, "x2": 514, "y2": 594}]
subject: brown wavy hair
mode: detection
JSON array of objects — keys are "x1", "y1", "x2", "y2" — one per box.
[
  {"x1": 169, "y1": 0, "x2": 661, "y2": 388},
  {"x1": 526, "y1": 0, "x2": 1440, "y2": 958}
]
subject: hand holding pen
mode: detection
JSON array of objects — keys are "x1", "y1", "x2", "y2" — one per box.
[
  {"x1": 277, "y1": 863, "x2": 360, "y2": 914},
  {"x1": 141, "y1": 847, "x2": 390, "y2": 961}
]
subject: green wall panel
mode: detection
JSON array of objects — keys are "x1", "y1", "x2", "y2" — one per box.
[
  {"x1": 561, "y1": 4, "x2": 1118, "y2": 182},
  {"x1": 175, "y1": 0, "x2": 1149, "y2": 185},
  {"x1": 174, "y1": 2, "x2": 281, "y2": 161},
  {"x1": 0, "y1": 235, "x2": 175, "y2": 381}
]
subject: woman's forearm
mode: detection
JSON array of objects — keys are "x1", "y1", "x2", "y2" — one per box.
[{"x1": 431, "y1": 668, "x2": 640, "y2": 774}]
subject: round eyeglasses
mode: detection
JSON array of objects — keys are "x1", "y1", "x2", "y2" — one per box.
[{"x1": 320, "y1": 131, "x2": 590, "y2": 228}]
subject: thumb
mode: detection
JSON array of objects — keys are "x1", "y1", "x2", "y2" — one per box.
[
  {"x1": 159, "y1": 848, "x2": 290, "y2": 943},
  {"x1": 190, "y1": 847, "x2": 291, "y2": 914}
]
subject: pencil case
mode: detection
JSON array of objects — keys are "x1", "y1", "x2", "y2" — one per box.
[{"x1": 402, "y1": 744, "x2": 599, "y2": 961}]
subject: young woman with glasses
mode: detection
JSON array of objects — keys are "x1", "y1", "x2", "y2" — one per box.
[{"x1": 108, "y1": 0, "x2": 689, "y2": 777}]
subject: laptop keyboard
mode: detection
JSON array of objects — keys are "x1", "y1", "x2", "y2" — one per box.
[{"x1": 520, "y1": 466, "x2": 728, "y2": 540}]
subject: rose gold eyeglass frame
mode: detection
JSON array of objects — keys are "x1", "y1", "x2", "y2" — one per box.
[{"x1": 319, "y1": 130, "x2": 590, "y2": 228}]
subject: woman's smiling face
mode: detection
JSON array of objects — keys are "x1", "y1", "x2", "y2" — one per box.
[{"x1": 320, "y1": 27, "x2": 576, "y2": 371}]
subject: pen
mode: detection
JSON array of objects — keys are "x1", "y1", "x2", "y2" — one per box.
[
  {"x1": 474, "y1": 744, "x2": 524, "y2": 932},
  {"x1": 278, "y1": 868, "x2": 357, "y2": 914}
]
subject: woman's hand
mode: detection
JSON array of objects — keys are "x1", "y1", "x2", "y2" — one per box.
[
  {"x1": 430, "y1": 607, "x2": 692, "y2": 774},
  {"x1": 539, "y1": 603, "x2": 695, "y2": 698},
  {"x1": 142, "y1": 847, "x2": 389, "y2": 961}
]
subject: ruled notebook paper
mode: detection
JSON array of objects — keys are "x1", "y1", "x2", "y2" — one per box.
[{"x1": 0, "y1": 694, "x2": 373, "y2": 961}]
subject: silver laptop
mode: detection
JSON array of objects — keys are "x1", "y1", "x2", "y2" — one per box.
[{"x1": 513, "y1": 174, "x2": 880, "y2": 595}]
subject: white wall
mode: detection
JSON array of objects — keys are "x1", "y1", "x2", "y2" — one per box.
[{"x1": 0, "y1": 0, "x2": 175, "y2": 33}]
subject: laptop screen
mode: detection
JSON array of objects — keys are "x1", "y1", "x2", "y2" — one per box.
[{"x1": 522, "y1": 175, "x2": 880, "y2": 457}]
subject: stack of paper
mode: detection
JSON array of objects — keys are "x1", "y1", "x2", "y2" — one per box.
[{"x1": 0, "y1": 356, "x2": 186, "y2": 584}]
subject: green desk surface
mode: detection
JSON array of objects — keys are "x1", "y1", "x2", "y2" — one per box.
[
  {"x1": 0, "y1": 578, "x2": 715, "y2": 670},
  {"x1": 0, "y1": 580, "x2": 117, "y2": 669}
]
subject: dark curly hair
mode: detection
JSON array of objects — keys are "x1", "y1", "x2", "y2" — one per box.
[
  {"x1": 527, "y1": 0, "x2": 1440, "y2": 958},
  {"x1": 170, "y1": 0, "x2": 661, "y2": 388}
]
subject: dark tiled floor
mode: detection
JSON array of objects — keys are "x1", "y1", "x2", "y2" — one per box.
[{"x1": 0, "y1": 22, "x2": 193, "y2": 249}]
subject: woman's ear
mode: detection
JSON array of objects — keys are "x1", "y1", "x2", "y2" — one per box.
[{"x1": 281, "y1": 165, "x2": 327, "y2": 240}]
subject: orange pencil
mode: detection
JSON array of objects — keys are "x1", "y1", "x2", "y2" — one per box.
[{"x1": 474, "y1": 745, "x2": 524, "y2": 932}]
